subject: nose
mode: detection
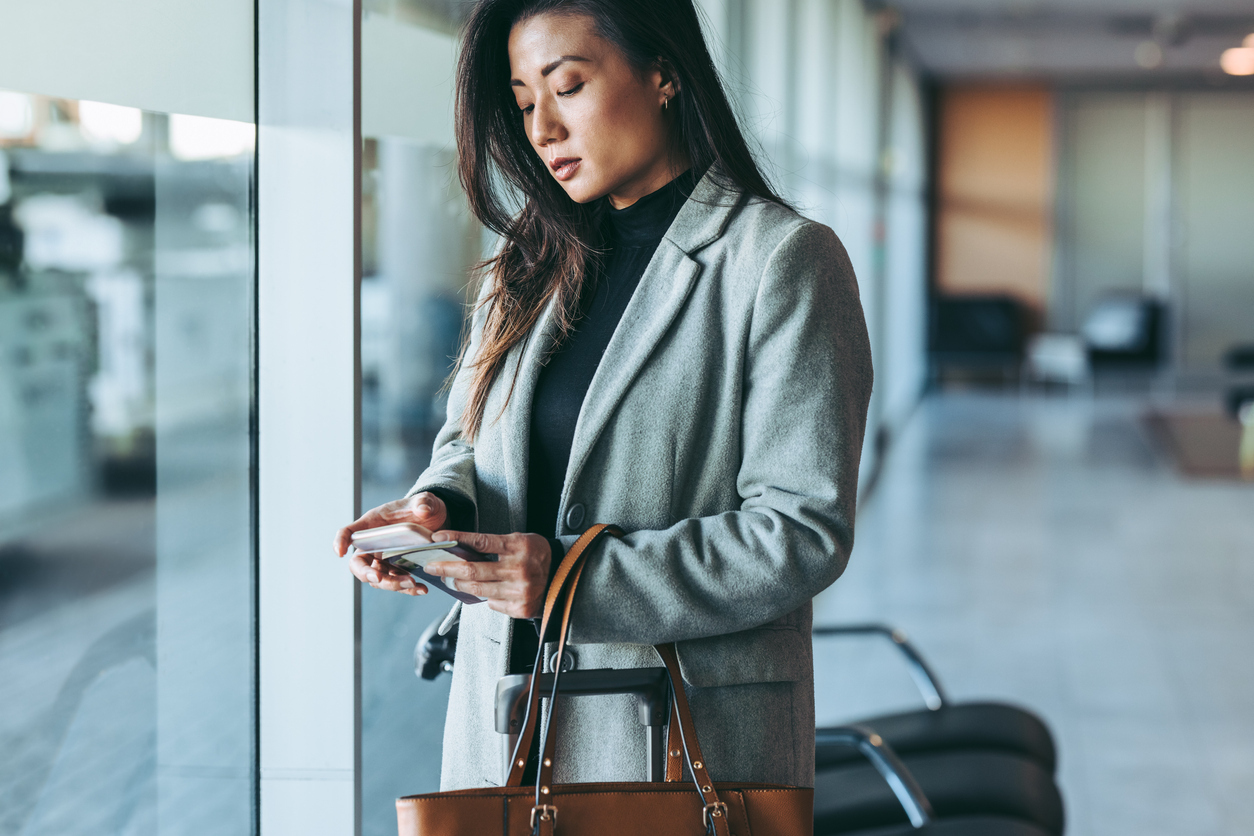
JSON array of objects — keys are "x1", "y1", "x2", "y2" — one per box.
[{"x1": 529, "y1": 97, "x2": 566, "y2": 148}]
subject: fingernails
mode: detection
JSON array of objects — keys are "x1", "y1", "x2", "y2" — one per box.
[
  {"x1": 399, "y1": 578, "x2": 415, "y2": 589},
  {"x1": 425, "y1": 563, "x2": 442, "y2": 576},
  {"x1": 367, "y1": 571, "x2": 380, "y2": 584}
]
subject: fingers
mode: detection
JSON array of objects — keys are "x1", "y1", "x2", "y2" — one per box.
[
  {"x1": 348, "y1": 552, "x2": 399, "y2": 585},
  {"x1": 333, "y1": 523, "x2": 361, "y2": 557},
  {"x1": 408, "y1": 492, "x2": 448, "y2": 531},
  {"x1": 426, "y1": 546, "x2": 519, "y2": 591},
  {"x1": 341, "y1": 521, "x2": 548, "y2": 609},
  {"x1": 347, "y1": 551, "x2": 376, "y2": 582},
  {"x1": 444, "y1": 576, "x2": 510, "y2": 599},
  {"x1": 431, "y1": 530, "x2": 505, "y2": 556},
  {"x1": 424, "y1": 558, "x2": 482, "y2": 581},
  {"x1": 374, "y1": 573, "x2": 428, "y2": 595},
  {"x1": 334, "y1": 493, "x2": 448, "y2": 557},
  {"x1": 424, "y1": 555, "x2": 527, "y2": 583},
  {"x1": 335, "y1": 494, "x2": 460, "y2": 600},
  {"x1": 347, "y1": 553, "x2": 427, "y2": 595},
  {"x1": 373, "y1": 562, "x2": 428, "y2": 594},
  {"x1": 486, "y1": 597, "x2": 544, "y2": 620},
  {"x1": 447, "y1": 576, "x2": 533, "y2": 613},
  {"x1": 427, "y1": 532, "x2": 550, "y2": 617},
  {"x1": 372, "y1": 560, "x2": 416, "y2": 590},
  {"x1": 333, "y1": 504, "x2": 396, "y2": 556}
]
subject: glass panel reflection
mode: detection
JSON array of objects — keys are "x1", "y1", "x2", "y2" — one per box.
[
  {"x1": 360, "y1": 137, "x2": 482, "y2": 833},
  {"x1": 359, "y1": 4, "x2": 482, "y2": 829},
  {"x1": 0, "y1": 90, "x2": 255, "y2": 835}
]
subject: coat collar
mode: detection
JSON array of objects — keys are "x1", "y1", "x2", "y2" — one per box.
[
  {"x1": 498, "y1": 167, "x2": 748, "y2": 533},
  {"x1": 662, "y1": 165, "x2": 749, "y2": 256}
]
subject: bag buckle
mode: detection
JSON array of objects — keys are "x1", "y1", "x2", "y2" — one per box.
[
  {"x1": 531, "y1": 804, "x2": 558, "y2": 828},
  {"x1": 702, "y1": 801, "x2": 728, "y2": 827}
]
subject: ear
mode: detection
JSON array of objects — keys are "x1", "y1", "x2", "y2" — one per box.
[{"x1": 653, "y1": 58, "x2": 680, "y2": 103}]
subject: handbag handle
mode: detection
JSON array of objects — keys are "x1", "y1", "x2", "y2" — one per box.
[
  {"x1": 509, "y1": 524, "x2": 733, "y2": 836},
  {"x1": 503, "y1": 523, "x2": 624, "y2": 787},
  {"x1": 501, "y1": 521, "x2": 683, "y2": 785}
]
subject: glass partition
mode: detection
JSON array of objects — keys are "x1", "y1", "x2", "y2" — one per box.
[
  {"x1": 0, "y1": 90, "x2": 255, "y2": 835},
  {"x1": 359, "y1": 3, "x2": 482, "y2": 832}
]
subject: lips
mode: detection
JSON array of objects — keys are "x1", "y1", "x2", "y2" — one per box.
[{"x1": 550, "y1": 157, "x2": 581, "y2": 181}]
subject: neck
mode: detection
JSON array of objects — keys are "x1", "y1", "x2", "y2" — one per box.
[{"x1": 607, "y1": 154, "x2": 692, "y2": 210}]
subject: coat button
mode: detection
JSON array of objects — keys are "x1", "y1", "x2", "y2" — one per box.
[
  {"x1": 565, "y1": 503, "x2": 585, "y2": 531},
  {"x1": 546, "y1": 647, "x2": 577, "y2": 673}
]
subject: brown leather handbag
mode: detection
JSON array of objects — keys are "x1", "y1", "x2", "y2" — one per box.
[{"x1": 396, "y1": 523, "x2": 814, "y2": 836}]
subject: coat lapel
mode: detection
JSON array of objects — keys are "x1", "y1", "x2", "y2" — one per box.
[
  {"x1": 560, "y1": 169, "x2": 749, "y2": 506},
  {"x1": 494, "y1": 168, "x2": 747, "y2": 529}
]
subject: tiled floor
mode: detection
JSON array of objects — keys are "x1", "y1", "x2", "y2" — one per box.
[
  {"x1": 812, "y1": 391, "x2": 1254, "y2": 836},
  {"x1": 0, "y1": 500, "x2": 156, "y2": 836}
]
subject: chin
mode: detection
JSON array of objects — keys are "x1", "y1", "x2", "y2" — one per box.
[
  {"x1": 560, "y1": 184, "x2": 603, "y2": 204},
  {"x1": 553, "y1": 171, "x2": 609, "y2": 205}
]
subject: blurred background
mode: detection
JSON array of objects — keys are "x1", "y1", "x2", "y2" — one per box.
[
  {"x1": 0, "y1": 95, "x2": 256, "y2": 834},
  {"x1": 2, "y1": 1, "x2": 1252, "y2": 835}
]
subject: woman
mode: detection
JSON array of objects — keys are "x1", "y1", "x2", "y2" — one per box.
[{"x1": 334, "y1": 0, "x2": 872, "y2": 791}]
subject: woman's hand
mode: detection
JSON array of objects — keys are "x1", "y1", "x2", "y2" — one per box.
[
  {"x1": 425, "y1": 532, "x2": 552, "y2": 619},
  {"x1": 332, "y1": 492, "x2": 449, "y2": 597}
]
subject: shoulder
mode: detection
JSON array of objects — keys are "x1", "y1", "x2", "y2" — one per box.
[
  {"x1": 731, "y1": 196, "x2": 813, "y2": 243},
  {"x1": 711, "y1": 197, "x2": 864, "y2": 354},
  {"x1": 706, "y1": 196, "x2": 852, "y2": 306},
  {"x1": 717, "y1": 196, "x2": 846, "y2": 275}
]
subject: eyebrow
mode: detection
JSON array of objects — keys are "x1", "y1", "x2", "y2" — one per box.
[{"x1": 510, "y1": 55, "x2": 591, "y2": 87}]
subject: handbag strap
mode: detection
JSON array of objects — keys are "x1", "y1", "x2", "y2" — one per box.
[
  {"x1": 522, "y1": 524, "x2": 732, "y2": 836},
  {"x1": 504, "y1": 523, "x2": 623, "y2": 788},
  {"x1": 665, "y1": 697, "x2": 683, "y2": 782},
  {"x1": 653, "y1": 644, "x2": 731, "y2": 836}
]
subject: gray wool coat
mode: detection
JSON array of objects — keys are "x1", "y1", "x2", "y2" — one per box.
[{"x1": 408, "y1": 166, "x2": 873, "y2": 791}]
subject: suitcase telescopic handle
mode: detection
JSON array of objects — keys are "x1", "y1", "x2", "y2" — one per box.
[{"x1": 495, "y1": 667, "x2": 671, "y2": 781}]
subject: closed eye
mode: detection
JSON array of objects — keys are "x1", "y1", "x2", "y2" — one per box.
[{"x1": 519, "y1": 82, "x2": 584, "y2": 115}]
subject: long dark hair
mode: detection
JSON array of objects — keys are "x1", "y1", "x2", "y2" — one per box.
[{"x1": 454, "y1": 0, "x2": 785, "y2": 440}]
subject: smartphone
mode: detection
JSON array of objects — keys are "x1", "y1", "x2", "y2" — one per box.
[
  {"x1": 350, "y1": 522, "x2": 492, "y2": 605},
  {"x1": 350, "y1": 522, "x2": 481, "y2": 557}
]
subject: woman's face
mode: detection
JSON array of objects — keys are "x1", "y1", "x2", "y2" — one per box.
[{"x1": 508, "y1": 13, "x2": 679, "y2": 209}]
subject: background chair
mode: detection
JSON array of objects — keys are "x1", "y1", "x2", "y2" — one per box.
[
  {"x1": 813, "y1": 625, "x2": 1056, "y2": 773},
  {"x1": 930, "y1": 295, "x2": 1030, "y2": 383},
  {"x1": 812, "y1": 625, "x2": 1064, "y2": 834},
  {"x1": 1080, "y1": 293, "x2": 1166, "y2": 371}
]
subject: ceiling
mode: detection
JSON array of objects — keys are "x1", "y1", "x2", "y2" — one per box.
[
  {"x1": 385, "y1": 0, "x2": 1254, "y2": 82},
  {"x1": 884, "y1": 0, "x2": 1254, "y2": 80}
]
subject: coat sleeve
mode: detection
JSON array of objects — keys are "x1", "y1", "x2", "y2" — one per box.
[
  {"x1": 566, "y1": 221, "x2": 873, "y2": 646},
  {"x1": 404, "y1": 275, "x2": 494, "y2": 526}
]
